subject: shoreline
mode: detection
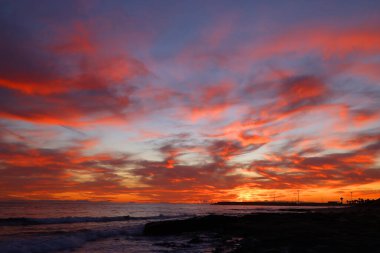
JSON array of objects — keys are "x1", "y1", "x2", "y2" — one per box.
[
  {"x1": 213, "y1": 201, "x2": 344, "y2": 207},
  {"x1": 143, "y1": 205, "x2": 380, "y2": 252}
]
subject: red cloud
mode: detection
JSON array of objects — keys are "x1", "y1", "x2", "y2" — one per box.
[
  {"x1": 52, "y1": 22, "x2": 96, "y2": 55},
  {"x1": 238, "y1": 130, "x2": 269, "y2": 145},
  {"x1": 281, "y1": 76, "x2": 326, "y2": 103},
  {"x1": 244, "y1": 26, "x2": 380, "y2": 60},
  {"x1": 1, "y1": 3, "x2": 380, "y2": 203},
  {"x1": 184, "y1": 82, "x2": 236, "y2": 121},
  {"x1": 1, "y1": 131, "x2": 379, "y2": 202}
]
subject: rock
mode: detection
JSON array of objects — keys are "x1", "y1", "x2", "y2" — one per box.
[
  {"x1": 143, "y1": 207, "x2": 380, "y2": 252},
  {"x1": 143, "y1": 215, "x2": 235, "y2": 235},
  {"x1": 188, "y1": 235, "x2": 203, "y2": 244}
]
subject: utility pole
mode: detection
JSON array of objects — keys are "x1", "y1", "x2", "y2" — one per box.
[
  {"x1": 351, "y1": 192, "x2": 353, "y2": 202},
  {"x1": 297, "y1": 190, "x2": 300, "y2": 205}
]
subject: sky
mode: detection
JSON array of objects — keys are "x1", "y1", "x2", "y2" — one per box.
[{"x1": 0, "y1": 0, "x2": 380, "y2": 203}]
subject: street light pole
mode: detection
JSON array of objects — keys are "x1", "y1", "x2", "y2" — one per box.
[{"x1": 297, "y1": 190, "x2": 300, "y2": 205}]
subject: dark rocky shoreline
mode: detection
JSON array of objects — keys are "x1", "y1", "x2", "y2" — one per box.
[{"x1": 143, "y1": 204, "x2": 380, "y2": 253}]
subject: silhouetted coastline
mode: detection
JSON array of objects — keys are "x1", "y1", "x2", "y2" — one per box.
[
  {"x1": 144, "y1": 199, "x2": 380, "y2": 252},
  {"x1": 213, "y1": 201, "x2": 343, "y2": 206}
]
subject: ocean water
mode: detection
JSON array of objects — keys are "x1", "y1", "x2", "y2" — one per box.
[{"x1": 0, "y1": 201, "x2": 324, "y2": 253}]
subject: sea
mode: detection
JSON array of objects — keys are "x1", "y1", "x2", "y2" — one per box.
[{"x1": 0, "y1": 201, "x2": 328, "y2": 253}]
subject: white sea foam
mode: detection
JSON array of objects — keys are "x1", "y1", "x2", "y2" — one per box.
[
  {"x1": 0, "y1": 214, "x2": 190, "y2": 226},
  {"x1": 0, "y1": 216, "x2": 130, "y2": 226},
  {"x1": 0, "y1": 225, "x2": 143, "y2": 253}
]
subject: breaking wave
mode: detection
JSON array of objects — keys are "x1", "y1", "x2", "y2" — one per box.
[
  {"x1": 0, "y1": 216, "x2": 131, "y2": 226},
  {"x1": 0, "y1": 214, "x2": 191, "y2": 226},
  {"x1": 0, "y1": 225, "x2": 142, "y2": 253}
]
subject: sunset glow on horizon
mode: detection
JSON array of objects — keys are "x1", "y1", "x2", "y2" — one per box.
[{"x1": 0, "y1": 0, "x2": 380, "y2": 203}]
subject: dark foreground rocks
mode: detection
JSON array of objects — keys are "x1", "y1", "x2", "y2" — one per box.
[{"x1": 144, "y1": 207, "x2": 380, "y2": 253}]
